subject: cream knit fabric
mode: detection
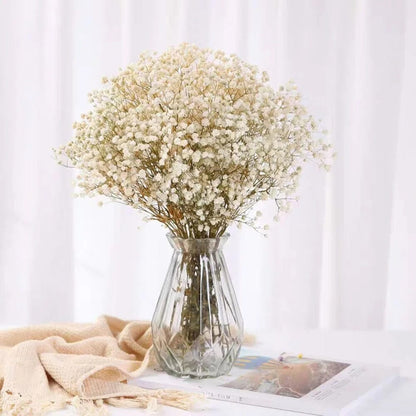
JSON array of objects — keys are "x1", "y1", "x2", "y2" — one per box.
[{"x1": 0, "y1": 316, "x2": 201, "y2": 415}]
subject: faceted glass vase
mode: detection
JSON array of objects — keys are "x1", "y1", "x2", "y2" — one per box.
[{"x1": 151, "y1": 233, "x2": 244, "y2": 378}]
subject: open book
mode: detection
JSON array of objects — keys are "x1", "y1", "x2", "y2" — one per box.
[{"x1": 136, "y1": 349, "x2": 398, "y2": 415}]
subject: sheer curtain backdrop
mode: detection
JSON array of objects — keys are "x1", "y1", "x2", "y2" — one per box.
[{"x1": 0, "y1": 0, "x2": 415, "y2": 331}]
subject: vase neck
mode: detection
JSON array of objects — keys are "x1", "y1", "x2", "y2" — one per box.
[{"x1": 167, "y1": 233, "x2": 229, "y2": 254}]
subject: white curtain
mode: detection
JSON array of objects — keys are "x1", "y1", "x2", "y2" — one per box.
[{"x1": 1, "y1": 0, "x2": 415, "y2": 331}]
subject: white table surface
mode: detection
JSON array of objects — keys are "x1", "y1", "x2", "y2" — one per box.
[{"x1": 9, "y1": 330, "x2": 416, "y2": 416}]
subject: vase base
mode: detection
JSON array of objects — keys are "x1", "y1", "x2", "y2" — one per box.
[{"x1": 153, "y1": 337, "x2": 242, "y2": 379}]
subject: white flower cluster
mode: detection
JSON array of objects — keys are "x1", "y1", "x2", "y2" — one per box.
[{"x1": 55, "y1": 43, "x2": 331, "y2": 238}]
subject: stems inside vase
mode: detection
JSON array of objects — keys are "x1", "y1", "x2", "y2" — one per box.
[{"x1": 180, "y1": 252, "x2": 221, "y2": 347}]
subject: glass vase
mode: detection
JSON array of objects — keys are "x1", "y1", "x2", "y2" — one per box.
[{"x1": 151, "y1": 233, "x2": 243, "y2": 378}]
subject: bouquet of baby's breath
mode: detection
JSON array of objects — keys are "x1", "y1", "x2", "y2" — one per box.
[
  {"x1": 55, "y1": 44, "x2": 332, "y2": 358},
  {"x1": 55, "y1": 43, "x2": 331, "y2": 238}
]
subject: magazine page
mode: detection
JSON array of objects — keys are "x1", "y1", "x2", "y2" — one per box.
[{"x1": 136, "y1": 350, "x2": 398, "y2": 416}]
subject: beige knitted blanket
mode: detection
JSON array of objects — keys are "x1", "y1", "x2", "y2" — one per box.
[{"x1": 0, "y1": 316, "x2": 202, "y2": 415}]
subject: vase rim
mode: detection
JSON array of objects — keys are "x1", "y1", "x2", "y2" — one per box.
[
  {"x1": 166, "y1": 232, "x2": 230, "y2": 241},
  {"x1": 166, "y1": 233, "x2": 230, "y2": 253}
]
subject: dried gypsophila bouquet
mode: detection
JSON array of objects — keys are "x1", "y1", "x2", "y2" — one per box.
[{"x1": 55, "y1": 43, "x2": 332, "y2": 238}]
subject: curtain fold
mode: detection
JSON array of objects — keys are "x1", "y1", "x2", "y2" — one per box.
[{"x1": 0, "y1": 0, "x2": 414, "y2": 330}]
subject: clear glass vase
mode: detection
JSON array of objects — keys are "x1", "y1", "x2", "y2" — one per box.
[{"x1": 151, "y1": 233, "x2": 243, "y2": 378}]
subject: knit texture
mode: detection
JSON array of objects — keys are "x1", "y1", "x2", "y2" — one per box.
[{"x1": 0, "y1": 316, "x2": 202, "y2": 415}]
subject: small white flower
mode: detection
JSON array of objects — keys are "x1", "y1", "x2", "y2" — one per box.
[
  {"x1": 192, "y1": 151, "x2": 201, "y2": 163},
  {"x1": 214, "y1": 197, "x2": 225, "y2": 205}
]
